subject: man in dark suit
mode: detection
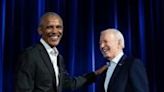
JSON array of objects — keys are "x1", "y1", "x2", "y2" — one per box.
[
  {"x1": 98, "y1": 28, "x2": 149, "y2": 92},
  {"x1": 15, "y1": 12, "x2": 108, "y2": 92}
]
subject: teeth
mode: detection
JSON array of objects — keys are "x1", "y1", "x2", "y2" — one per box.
[
  {"x1": 103, "y1": 48, "x2": 107, "y2": 51},
  {"x1": 51, "y1": 35, "x2": 58, "y2": 40},
  {"x1": 102, "y1": 48, "x2": 109, "y2": 53},
  {"x1": 103, "y1": 49, "x2": 106, "y2": 51}
]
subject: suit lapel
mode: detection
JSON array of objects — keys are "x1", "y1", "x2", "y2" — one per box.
[
  {"x1": 37, "y1": 43, "x2": 61, "y2": 91},
  {"x1": 57, "y1": 55, "x2": 63, "y2": 92},
  {"x1": 37, "y1": 43, "x2": 55, "y2": 77},
  {"x1": 107, "y1": 55, "x2": 127, "y2": 90}
]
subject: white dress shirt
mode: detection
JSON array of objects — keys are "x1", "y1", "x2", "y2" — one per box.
[
  {"x1": 104, "y1": 51, "x2": 124, "y2": 92},
  {"x1": 40, "y1": 38, "x2": 59, "y2": 87}
]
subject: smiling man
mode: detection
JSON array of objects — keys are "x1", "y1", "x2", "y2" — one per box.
[
  {"x1": 38, "y1": 13, "x2": 63, "y2": 47},
  {"x1": 15, "y1": 12, "x2": 108, "y2": 92},
  {"x1": 98, "y1": 28, "x2": 149, "y2": 92}
]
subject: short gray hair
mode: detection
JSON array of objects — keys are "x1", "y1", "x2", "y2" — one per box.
[
  {"x1": 39, "y1": 12, "x2": 63, "y2": 27},
  {"x1": 103, "y1": 28, "x2": 125, "y2": 49}
]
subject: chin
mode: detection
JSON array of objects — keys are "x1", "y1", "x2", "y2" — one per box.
[
  {"x1": 104, "y1": 54, "x2": 111, "y2": 60},
  {"x1": 49, "y1": 42, "x2": 59, "y2": 47},
  {"x1": 103, "y1": 55, "x2": 108, "y2": 58}
]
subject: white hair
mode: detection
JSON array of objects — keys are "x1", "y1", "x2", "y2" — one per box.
[{"x1": 102, "y1": 28, "x2": 125, "y2": 49}]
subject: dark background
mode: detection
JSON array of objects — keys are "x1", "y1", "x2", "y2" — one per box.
[{"x1": 0, "y1": 0, "x2": 164, "y2": 92}]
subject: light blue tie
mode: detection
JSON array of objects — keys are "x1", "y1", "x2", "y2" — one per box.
[{"x1": 104, "y1": 61, "x2": 116, "y2": 92}]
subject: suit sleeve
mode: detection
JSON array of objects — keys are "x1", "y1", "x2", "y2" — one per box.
[
  {"x1": 129, "y1": 59, "x2": 149, "y2": 92},
  {"x1": 15, "y1": 52, "x2": 35, "y2": 92},
  {"x1": 58, "y1": 55, "x2": 96, "y2": 90}
]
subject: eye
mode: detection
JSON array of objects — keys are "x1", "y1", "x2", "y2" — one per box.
[
  {"x1": 56, "y1": 25, "x2": 63, "y2": 29},
  {"x1": 46, "y1": 25, "x2": 54, "y2": 29},
  {"x1": 45, "y1": 25, "x2": 63, "y2": 30},
  {"x1": 99, "y1": 40, "x2": 107, "y2": 44}
]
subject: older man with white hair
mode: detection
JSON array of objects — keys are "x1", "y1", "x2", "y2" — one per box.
[{"x1": 98, "y1": 28, "x2": 149, "y2": 92}]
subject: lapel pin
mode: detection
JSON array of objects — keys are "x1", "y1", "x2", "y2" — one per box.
[{"x1": 118, "y1": 63, "x2": 122, "y2": 66}]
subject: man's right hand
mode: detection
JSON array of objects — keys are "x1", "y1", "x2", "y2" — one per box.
[{"x1": 94, "y1": 65, "x2": 109, "y2": 75}]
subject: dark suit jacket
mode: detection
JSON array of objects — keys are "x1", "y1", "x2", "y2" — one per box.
[
  {"x1": 96, "y1": 55, "x2": 149, "y2": 92},
  {"x1": 15, "y1": 43, "x2": 96, "y2": 92}
]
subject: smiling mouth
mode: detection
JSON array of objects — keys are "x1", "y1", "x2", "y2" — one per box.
[
  {"x1": 50, "y1": 35, "x2": 59, "y2": 40},
  {"x1": 48, "y1": 33, "x2": 61, "y2": 41},
  {"x1": 101, "y1": 47, "x2": 111, "y2": 55}
]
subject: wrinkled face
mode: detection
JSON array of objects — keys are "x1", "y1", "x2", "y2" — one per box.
[
  {"x1": 99, "y1": 31, "x2": 121, "y2": 60},
  {"x1": 38, "y1": 16, "x2": 63, "y2": 47}
]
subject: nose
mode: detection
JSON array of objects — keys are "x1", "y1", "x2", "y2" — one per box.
[
  {"x1": 100, "y1": 42, "x2": 104, "y2": 49},
  {"x1": 51, "y1": 26, "x2": 63, "y2": 35},
  {"x1": 52, "y1": 26, "x2": 58, "y2": 32}
]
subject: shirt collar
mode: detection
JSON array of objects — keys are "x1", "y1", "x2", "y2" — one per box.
[
  {"x1": 40, "y1": 38, "x2": 59, "y2": 56},
  {"x1": 111, "y1": 51, "x2": 124, "y2": 64}
]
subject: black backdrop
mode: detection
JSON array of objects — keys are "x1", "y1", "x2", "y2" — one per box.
[{"x1": 0, "y1": 0, "x2": 164, "y2": 92}]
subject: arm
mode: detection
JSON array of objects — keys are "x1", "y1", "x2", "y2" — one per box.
[
  {"x1": 58, "y1": 55, "x2": 108, "y2": 90},
  {"x1": 15, "y1": 53, "x2": 35, "y2": 92},
  {"x1": 130, "y1": 59, "x2": 149, "y2": 92},
  {"x1": 62, "y1": 65, "x2": 108, "y2": 90},
  {"x1": 58, "y1": 56, "x2": 91, "y2": 90}
]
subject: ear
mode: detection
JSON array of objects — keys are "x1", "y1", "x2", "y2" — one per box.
[
  {"x1": 118, "y1": 39, "x2": 122, "y2": 48},
  {"x1": 38, "y1": 27, "x2": 42, "y2": 35},
  {"x1": 118, "y1": 39, "x2": 121, "y2": 45}
]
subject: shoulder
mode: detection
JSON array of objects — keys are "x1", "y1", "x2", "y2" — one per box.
[
  {"x1": 125, "y1": 56, "x2": 146, "y2": 72},
  {"x1": 16, "y1": 44, "x2": 40, "y2": 72},
  {"x1": 17, "y1": 43, "x2": 43, "y2": 64},
  {"x1": 125, "y1": 56, "x2": 140, "y2": 62},
  {"x1": 122, "y1": 55, "x2": 145, "y2": 69},
  {"x1": 128, "y1": 56, "x2": 144, "y2": 65},
  {"x1": 20, "y1": 43, "x2": 42, "y2": 55},
  {"x1": 125, "y1": 56, "x2": 143, "y2": 65}
]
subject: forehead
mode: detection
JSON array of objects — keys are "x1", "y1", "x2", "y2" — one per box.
[
  {"x1": 41, "y1": 16, "x2": 63, "y2": 25},
  {"x1": 100, "y1": 31, "x2": 115, "y2": 40}
]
